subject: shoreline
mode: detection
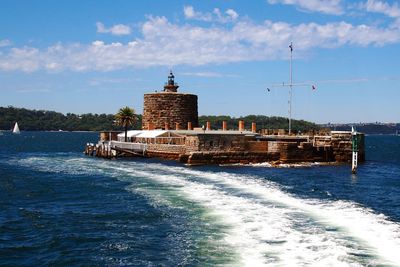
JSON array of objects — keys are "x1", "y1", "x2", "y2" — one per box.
[
  {"x1": 0, "y1": 130, "x2": 99, "y2": 133},
  {"x1": 1, "y1": 130, "x2": 398, "y2": 136}
]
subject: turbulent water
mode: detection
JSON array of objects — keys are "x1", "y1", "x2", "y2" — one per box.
[{"x1": 1, "y1": 132, "x2": 400, "y2": 266}]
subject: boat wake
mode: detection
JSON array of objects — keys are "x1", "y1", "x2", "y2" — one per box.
[{"x1": 12, "y1": 155, "x2": 400, "y2": 266}]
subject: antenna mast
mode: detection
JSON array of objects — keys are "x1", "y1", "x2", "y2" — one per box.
[
  {"x1": 289, "y1": 42, "x2": 293, "y2": 135},
  {"x1": 266, "y1": 42, "x2": 316, "y2": 134}
]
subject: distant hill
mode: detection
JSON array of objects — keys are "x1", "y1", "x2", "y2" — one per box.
[
  {"x1": 323, "y1": 123, "x2": 400, "y2": 135},
  {"x1": 1, "y1": 106, "x2": 319, "y2": 132},
  {"x1": 0, "y1": 106, "x2": 137, "y2": 131}
]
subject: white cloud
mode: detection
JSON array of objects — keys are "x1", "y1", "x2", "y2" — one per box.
[
  {"x1": 88, "y1": 77, "x2": 131, "y2": 86},
  {"x1": 181, "y1": 72, "x2": 226, "y2": 77},
  {"x1": 394, "y1": 18, "x2": 400, "y2": 28},
  {"x1": 183, "y1": 6, "x2": 196, "y2": 19},
  {"x1": 267, "y1": 0, "x2": 344, "y2": 15},
  {"x1": 184, "y1": 5, "x2": 239, "y2": 23},
  {"x1": 0, "y1": 39, "x2": 12, "y2": 47},
  {"x1": 183, "y1": 5, "x2": 212, "y2": 21},
  {"x1": 360, "y1": 0, "x2": 400, "y2": 18},
  {"x1": 0, "y1": 16, "x2": 399, "y2": 72},
  {"x1": 181, "y1": 71, "x2": 240, "y2": 78},
  {"x1": 226, "y1": 9, "x2": 239, "y2": 20},
  {"x1": 96, "y1": 22, "x2": 131, "y2": 36},
  {"x1": 0, "y1": 46, "x2": 40, "y2": 72}
]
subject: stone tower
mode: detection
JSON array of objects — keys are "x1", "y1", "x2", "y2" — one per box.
[{"x1": 142, "y1": 71, "x2": 198, "y2": 130}]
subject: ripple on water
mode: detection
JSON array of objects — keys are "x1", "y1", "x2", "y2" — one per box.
[{"x1": 1, "y1": 133, "x2": 400, "y2": 266}]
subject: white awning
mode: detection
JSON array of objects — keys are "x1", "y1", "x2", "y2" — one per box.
[
  {"x1": 117, "y1": 130, "x2": 143, "y2": 138},
  {"x1": 136, "y1": 130, "x2": 168, "y2": 138},
  {"x1": 117, "y1": 130, "x2": 168, "y2": 138}
]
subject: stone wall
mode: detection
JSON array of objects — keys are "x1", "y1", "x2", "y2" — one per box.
[
  {"x1": 312, "y1": 146, "x2": 334, "y2": 162},
  {"x1": 146, "y1": 143, "x2": 186, "y2": 154},
  {"x1": 184, "y1": 135, "x2": 200, "y2": 153},
  {"x1": 331, "y1": 132, "x2": 365, "y2": 162},
  {"x1": 142, "y1": 92, "x2": 198, "y2": 130},
  {"x1": 186, "y1": 151, "x2": 279, "y2": 165},
  {"x1": 247, "y1": 141, "x2": 268, "y2": 152},
  {"x1": 184, "y1": 134, "x2": 262, "y2": 153},
  {"x1": 145, "y1": 144, "x2": 186, "y2": 160},
  {"x1": 279, "y1": 142, "x2": 315, "y2": 162},
  {"x1": 268, "y1": 141, "x2": 280, "y2": 153},
  {"x1": 145, "y1": 150, "x2": 182, "y2": 160},
  {"x1": 197, "y1": 134, "x2": 254, "y2": 152}
]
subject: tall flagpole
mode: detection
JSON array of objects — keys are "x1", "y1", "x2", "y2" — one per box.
[{"x1": 289, "y1": 42, "x2": 293, "y2": 135}]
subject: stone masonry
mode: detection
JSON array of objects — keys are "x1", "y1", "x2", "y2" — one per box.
[{"x1": 142, "y1": 92, "x2": 198, "y2": 130}]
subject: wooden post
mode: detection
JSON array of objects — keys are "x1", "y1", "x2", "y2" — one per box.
[
  {"x1": 187, "y1": 122, "x2": 192, "y2": 130},
  {"x1": 164, "y1": 122, "x2": 169, "y2": 130}
]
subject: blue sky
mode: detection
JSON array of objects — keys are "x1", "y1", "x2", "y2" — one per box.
[{"x1": 1, "y1": 0, "x2": 399, "y2": 123}]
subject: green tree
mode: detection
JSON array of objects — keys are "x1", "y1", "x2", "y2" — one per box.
[{"x1": 115, "y1": 106, "x2": 136, "y2": 142}]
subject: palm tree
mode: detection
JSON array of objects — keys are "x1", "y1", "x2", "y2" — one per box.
[{"x1": 115, "y1": 106, "x2": 136, "y2": 142}]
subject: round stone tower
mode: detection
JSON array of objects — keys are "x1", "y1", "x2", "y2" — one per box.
[{"x1": 142, "y1": 71, "x2": 198, "y2": 130}]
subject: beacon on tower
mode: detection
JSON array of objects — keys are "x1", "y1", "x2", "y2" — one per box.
[
  {"x1": 163, "y1": 70, "x2": 179, "y2": 92},
  {"x1": 142, "y1": 71, "x2": 198, "y2": 130}
]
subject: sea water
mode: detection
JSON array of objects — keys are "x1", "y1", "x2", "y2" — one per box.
[{"x1": 1, "y1": 132, "x2": 400, "y2": 266}]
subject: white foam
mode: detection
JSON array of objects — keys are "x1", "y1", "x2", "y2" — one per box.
[
  {"x1": 12, "y1": 156, "x2": 400, "y2": 265},
  {"x1": 106, "y1": 164, "x2": 374, "y2": 265},
  {"x1": 177, "y1": 166, "x2": 400, "y2": 265},
  {"x1": 230, "y1": 162, "x2": 326, "y2": 168},
  {"x1": 121, "y1": 163, "x2": 400, "y2": 265}
]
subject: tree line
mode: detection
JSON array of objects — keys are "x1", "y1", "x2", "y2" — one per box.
[
  {"x1": 0, "y1": 106, "x2": 320, "y2": 132},
  {"x1": 0, "y1": 106, "x2": 138, "y2": 131},
  {"x1": 199, "y1": 115, "x2": 319, "y2": 132}
]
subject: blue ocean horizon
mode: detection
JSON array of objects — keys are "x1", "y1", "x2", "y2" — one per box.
[{"x1": 1, "y1": 132, "x2": 400, "y2": 266}]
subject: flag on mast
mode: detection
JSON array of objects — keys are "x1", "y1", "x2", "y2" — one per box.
[{"x1": 289, "y1": 42, "x2": 293, "y2": 52}]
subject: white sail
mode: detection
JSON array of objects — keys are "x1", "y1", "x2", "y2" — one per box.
[{"x1": 13, "y1": 122, "x2": 20, "y2": 134}]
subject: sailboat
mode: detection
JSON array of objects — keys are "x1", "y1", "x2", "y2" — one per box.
[{"x1": 12, "y1": 122, "x2": 20, "y2": 134}]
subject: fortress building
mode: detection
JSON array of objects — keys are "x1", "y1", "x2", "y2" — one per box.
[
  {"x1": 91, "y1": 72, "x2": 365, "y2": 170},
  {"x1": 142, "y1": 71, "x2": 198, "y2": 130}
]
